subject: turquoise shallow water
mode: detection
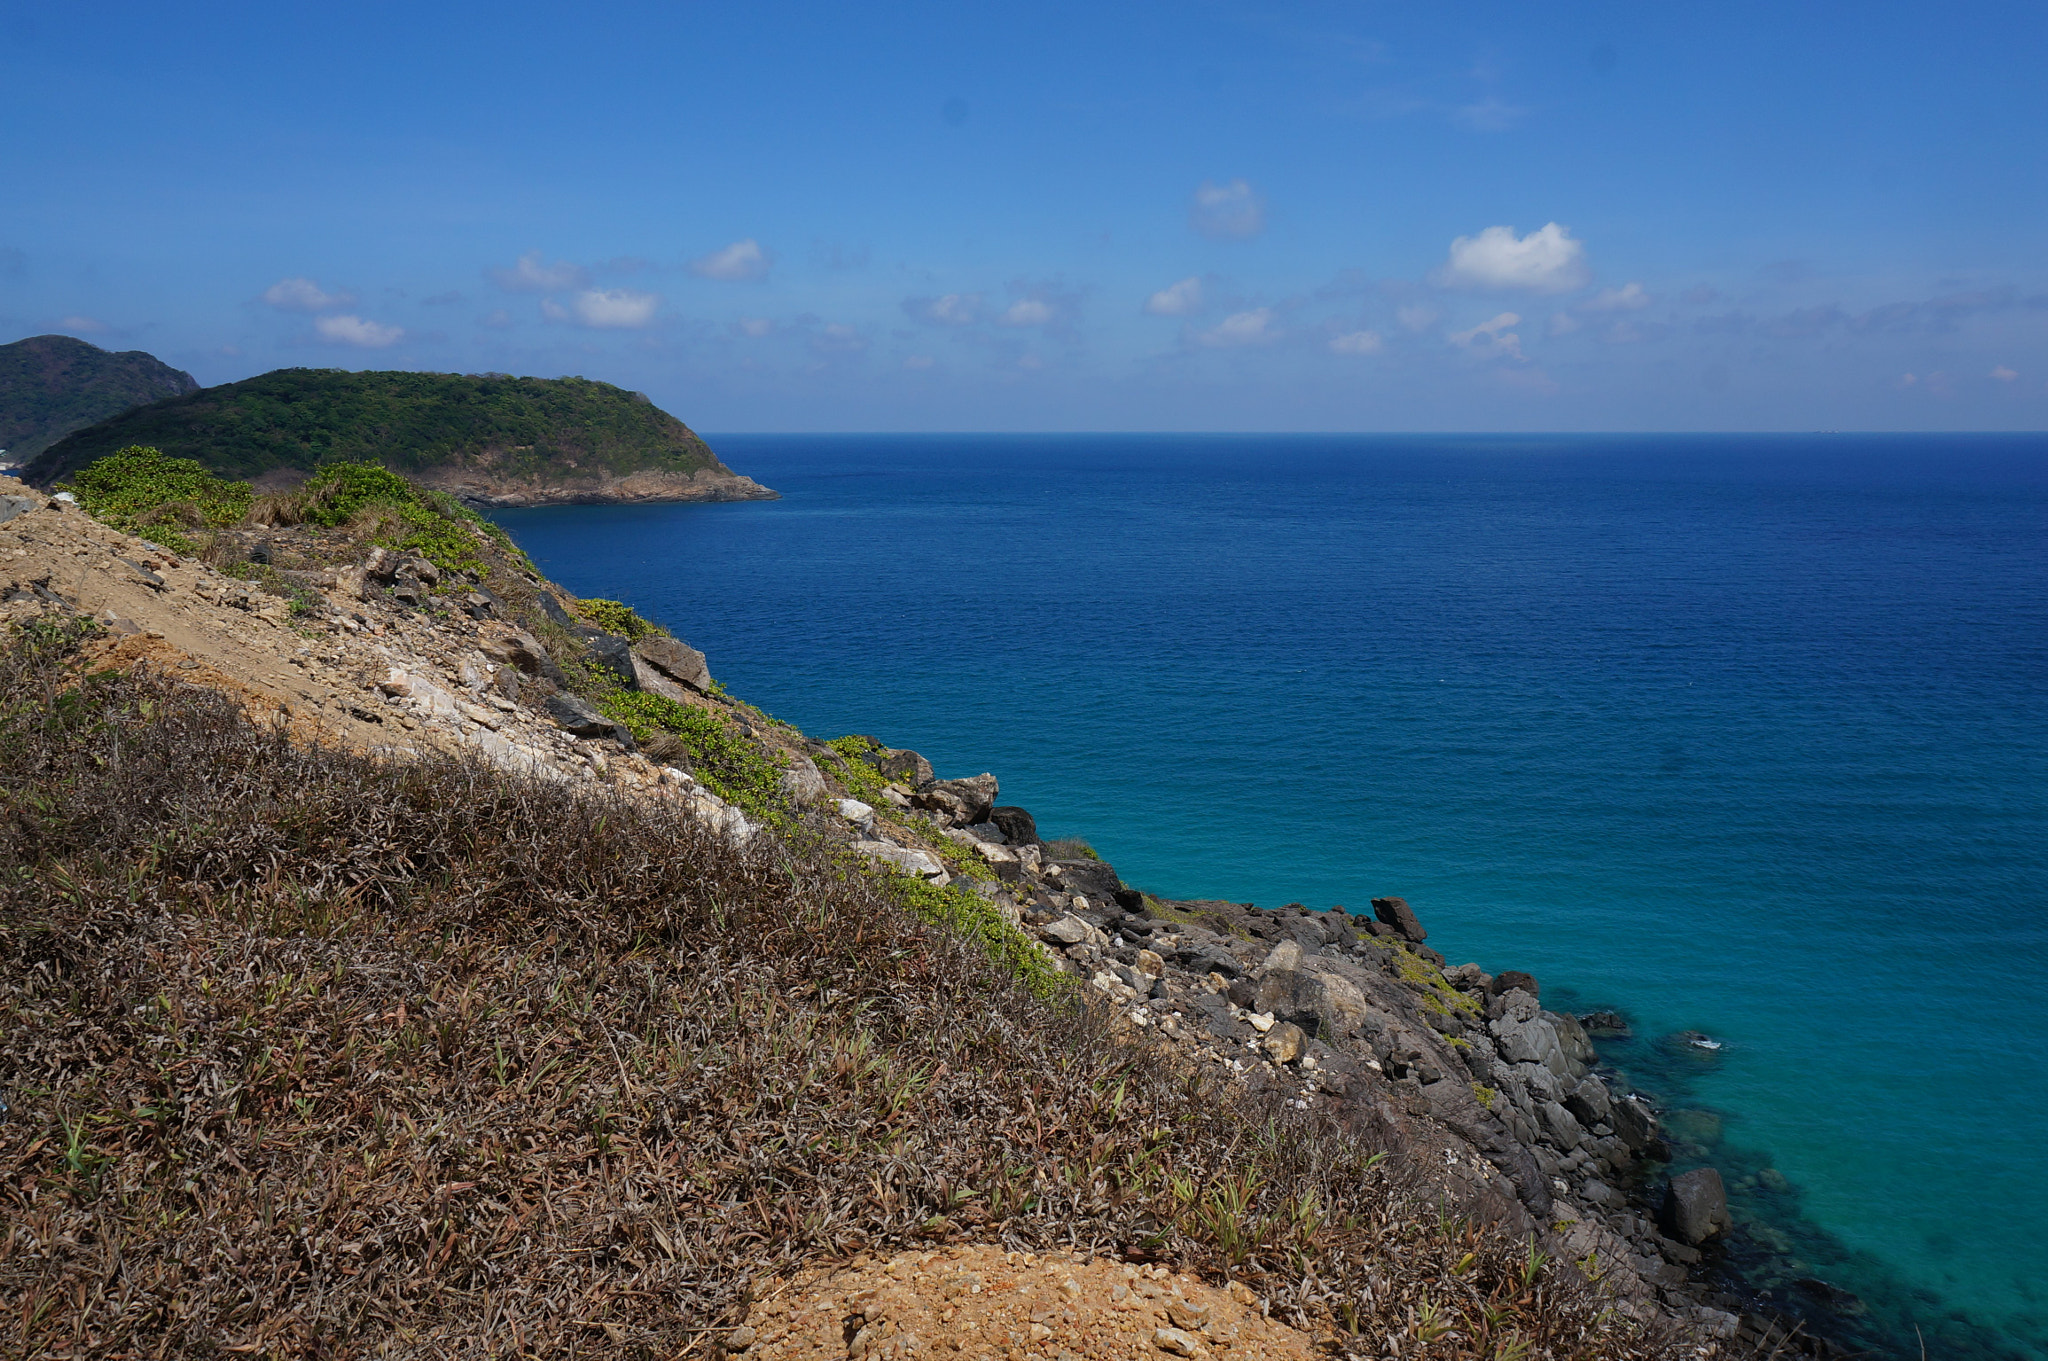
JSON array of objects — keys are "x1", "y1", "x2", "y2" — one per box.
[{"x1": 492, "y1": 434, "x2": 2048, "y2": 1357}]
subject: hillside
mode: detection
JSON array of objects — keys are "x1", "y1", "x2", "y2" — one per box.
[
  {"x1": 0, "y1": 333, "x2": 199, "y2": 465},
  {"x1": 0, "y1": 454, "x2": 1820, "y2": 1359},
  {"x1": 21, "y1": 367, "x2": 776, "y2": 506}
]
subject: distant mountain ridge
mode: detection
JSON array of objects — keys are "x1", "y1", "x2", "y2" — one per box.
[
  {"x1": 0, "y1": 334, "x2": 200, "y2": 466},
  {"x1": 23, "y1": 366, "x2": 777, "y2": 507}
]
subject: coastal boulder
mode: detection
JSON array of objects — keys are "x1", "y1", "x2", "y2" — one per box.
[
  {"x1": 1491, "y1": 1012, "x2": 1570, "y2": 1078},
  {"x1": 778, "y1": 754, "x2": 828, "y2": 803},
  {"x1": 543, "y1": 692, "x2": 613, "y2": 738},
  {"x1": 912, "y1": 773, "x2": 998, "y2": 825},
  {"x1": 585, "y1": 631, "x2": 638, "y2": 685},
  {"x1": 633, "y1": 635, "x2": 713, "y2": 692},
  {"x1": 1049, "y1": 856, "x2": 1124, "y2": 908},
  {"x1": 1659, "y1": 1168, "x2": 1732, "y2": 1245},
  {"x1": 1610, "y1": 1094, "x2": 1659, "y2": 1150},
  {"x1": 1371, "y1": 896, "x2": 1427, "y2": 943},
  {"x1": 989, "y1": 805, "x2": 1041, "y2": 846},
  {"x1": 1255, "y1": 965, "x2": 1371, "y2": 1041},
  {"x1": 876, "y1": 747, "x2": 934, "y2": 786},
  {"x1": 1564, "y1": 1076, "x2": 1614, "y2": 1127},
  {"x1": 478, "y1": 623, "x2": 553, "y2": 675}
]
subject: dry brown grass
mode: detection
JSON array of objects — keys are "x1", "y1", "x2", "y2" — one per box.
[{"x1": 0, "y1": 621, "x2": 1694, "y2": 1360}]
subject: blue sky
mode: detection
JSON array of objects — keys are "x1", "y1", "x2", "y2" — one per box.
[{"x1": 4, "y1": 0, "x2": 2045, "y2": 431}]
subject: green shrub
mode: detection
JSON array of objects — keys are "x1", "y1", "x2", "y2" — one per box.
[
  {"x1": 286, "y1": 462, "x2": 527, "y2": 578},
  {"x1": 891, "y1": 873, "x2": 1069, "y2": 999},
  {"x1": 579, "y1": 598, "x2": 663, "y2": 641},
  {"x1": 67, "y1": 445, "x2": 252, "y2": 554},
  {"x1": 824, "y1": 735, "x2": 895, "y2": 804},
  {"x1": 598, "y1": 689, "x2": 785, "y2": 815}
]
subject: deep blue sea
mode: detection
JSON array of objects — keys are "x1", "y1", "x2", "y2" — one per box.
[{"x1": 492, "y1": 434, "x2": 2048, "y2": 1358}]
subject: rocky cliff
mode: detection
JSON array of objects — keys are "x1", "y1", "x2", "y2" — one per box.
[{"x1": 0, "y1": 479, "x2": 1836, "y2": 1360}]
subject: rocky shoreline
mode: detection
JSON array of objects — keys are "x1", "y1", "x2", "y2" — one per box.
[
  {"x1": 815, "y1": 766, "x2": 1857, "y2": 1357},
  {"x1": 0, "y1": 486, "x2": 1879, "y2": 1358}
]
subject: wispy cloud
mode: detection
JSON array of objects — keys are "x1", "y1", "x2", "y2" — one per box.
[
  {"x1": 1991, "y1": 365, "x2": 2019, "y2": 382},
  {"x1": 490, "y1": 251, "x2": 590, "y2": 293},
  {"x1": 543, "y1": 289, "x2": 660, "y2": 329},
  {"x1": 1438, "y1": 223, "x2": 1589, "y2": 293},
  {"x1": 59, "y1": 315, "x2": 108, "y2": 334},
  {"x1": 1449, "y1": 311, "x2": 1525, "y2": 360},
  {"x1": 1189, "y1": 179, "x2": 1266, "y2": 240},
  {"x1": 1197, "y1": 307, "x2": 1279, "y2": 347},
  {"x1": 732, "y1": 317, "x2": 775, "y2": 338},
  {"x1": 1329, "y1": 330, "x2": 1384, "y2": 355},
  {"x1": 1583, "y1": 282, "x2": 1650, "y2": 312},
  {"x1": 903, "y1": 293, "x2": 985, "y2": 326},
  {"x1": 999, "y1": 298, "x2": 1055, "y2": 326},
  {"x1": 314, "y1": 314, "x2": 404, "y2": 347},
  {"x1": 263, "y1": 277, "x2": 355, "y2": 312},
  {"x1": 1144, "y1": 276, "x2": 1205, "y2": 317},
  {"x1": 689, "y1": 239, "x2": 771, "y2": 281}
]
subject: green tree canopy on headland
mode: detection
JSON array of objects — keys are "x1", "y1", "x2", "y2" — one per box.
[{"x1": 23, "y1": 367, "x2": 730, "y2": 487}]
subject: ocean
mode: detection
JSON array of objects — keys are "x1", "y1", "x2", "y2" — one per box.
[{"x1": 490, "y1": 433, "x2": 2048, "y2": 1359}]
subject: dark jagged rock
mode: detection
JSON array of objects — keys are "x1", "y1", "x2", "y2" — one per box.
[
  {"x1": 1371, "y1": 895, "x2": 1427, "y2": 942},
  {"x1": 1491, "y1": 969, "x2": 1540, "y2": 998},
  {"x1": 988, "y1": 805, "x2": 1040, "y2": 846},
  {"x1": 1660, "y1": 1167, "x2": 1732, "y2": 1245},
  {"x1": 633, "y1": 634, "x2": 711, "y2": 692},
  {"x1": 912, "y1": 773, "x2": 997, "y2": 825},
  {"x1": 877, "y1": 747, "x2": 935, "y2": 786}
]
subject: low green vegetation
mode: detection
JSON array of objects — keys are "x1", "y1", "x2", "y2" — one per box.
[
  {"x1": 67, "y1": 444, "x2": 252, "y2": 555},
  {"x1": 255, "y1": 460, "x2": 529, "y2": 577},
  {"x1": 822, "y1": 734, "x2": 897, "y2": 805},
  {"x1": 1043, "y1": 836, "x2": 1103, "y2": 861},
  {"x1": 891, "y1": 874, "x2": 1066, "y2": 998},
  {"x1": 598, "y1": 688, "x2": 787, "y2": 815},
  {"x1": 578, "y1": 597, "x2": 662, "y2": 641}
]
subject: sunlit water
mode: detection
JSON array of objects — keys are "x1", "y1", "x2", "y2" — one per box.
[{"x1": 492, "y1": 434, "x2": 2048, "y2": 1358}]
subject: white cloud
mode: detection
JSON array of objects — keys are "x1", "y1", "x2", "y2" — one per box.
[
  {"x1": 904, "y1": 293, "x2": 984, "y2": 326},
  {"x1": 1017, "y1": 353, "x2": 1044, "y2": 371},
  {"x1": 1189, "y1": 179, "x2": 1266, "y2": 240},
  {"x1": 314, "y1": 314, "x2": 404, "y2": 347},
  {"x1": 478, "y1": 309, "x2": 514, "y2": 329},
  {"x1": 690, "y1": 239, "x2": 771, "y2": 281},
  {"x1": 263, "y1": 276, "x2": 354, "y2": 312},
  {"x1": 559, "y1": 288, "x2": 660, "y2": 328},
  {"x1": 1548, "y1": 312, "x2": 1581, "y2": 336},
  {"x1": 1397, "y1": 304, "x2": 1440, "y2": 333},
  {"x1": 490, "y1": 251, "x2": 589, "y2": 293},
  {"x1": 1583, "y1": 282, "x2": 1651, "y2": 312},
  {"x1": 1991, "y1": 365, "x2": 2018, "y2": 382},
  {"x1": 59, "y1": 315, "x2": 108, "y2": 334},
  {"x1": 1439, "y1": 223, "x2": 1589, "y2": 293},
  {"x1": 1449, "y1": 311, "x2": 1525, "y2": 360},
  {"x1": 1329, "y1": 330, "x2": 1384, "y2": 355},
  {"x1": 1144, "y1": 276, "x2": 1205, "y2": 316},
  {"x1": 999, "y1": 298, "x2": 1055, "y2": 327},
  {"x1": 733, "y1": 317, "x2": 775, "y2": 338},
  {"x1": 903, "y1": 354, "x2": 934, "y2": 370},
  {"x1": 1197, "y1": 307, "x2": 1279, "y2": 347}
]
